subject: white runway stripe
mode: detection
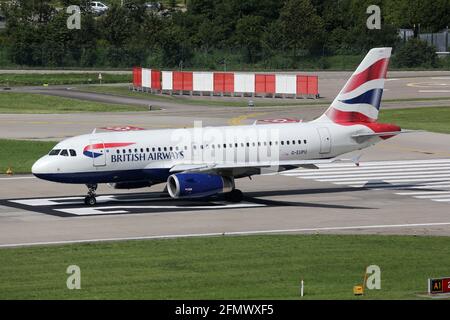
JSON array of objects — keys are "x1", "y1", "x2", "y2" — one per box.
[
  {"x1": 289, "y1": 170, "x2": 450, "y2": 179},
  {"x1": 0, "y1": 176, "x2": 35, "y2": 181},
  {"x1": 396, "y1": 191, "x2": 450, "y2": 196},
  {"x1": 279, "y1": 158, "x2": 450, "y2": 204},
  {"x1": 285, "y1": 165, "x2": 450, "y2": 175},
  {"x1": 319, "y1": 174, "x2": 450, "y2": 183},
  {"x1": 317, "y1": 159, "x2": 450, "y2": 168},
  {"x1": 414, "y1": 194, "x2": 450, "y2": 199},
  {"x1": 351, "y1": 184, "x2": 450, "y2": 189},
  {"x1": 336, "y1": 178, "x2": 450, "y2": 185}
]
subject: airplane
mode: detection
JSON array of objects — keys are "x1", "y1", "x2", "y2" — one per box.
[{"x1": 32, "y1": 47, "x2": 404, "y2": 206}]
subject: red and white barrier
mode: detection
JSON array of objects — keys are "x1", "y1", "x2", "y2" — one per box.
[
  {"x1": 133, "y1": 68, "x2": 319, "y2": 98},
  {"x1": 132, "y1": 67, "x2": 161, "y2": 91}
]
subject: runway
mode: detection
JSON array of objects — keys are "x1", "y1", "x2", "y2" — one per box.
[
  {"x1": 1, "y1": 71, "x2": 450, "y2": 247},
  {"x1": 1, "y1": 131, "x2": 450, "y2": 247}
]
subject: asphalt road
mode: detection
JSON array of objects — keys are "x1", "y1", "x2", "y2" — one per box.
[
  {"x1": 0, "y1": 70, "x2": 450, "y2": 247},
  {"x1": 1, "y1": 131, "x2": 450, "y2": 247}
]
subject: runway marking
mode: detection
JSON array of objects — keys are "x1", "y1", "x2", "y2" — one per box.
[
  {"x1": 0, "y1": 176, "x2": 35, "y2": 181},
  {"x1": 0, "y1": 194, "x2": 268, "y2": 217},
  {"x1": 319, "y1": 174, "x2": 450, "y2": 182},
  {"x1": 1, "y1": 221, "x2": 450, "y2": 248},
  {"x1": 228, "y1": 113, "x2": 266, "y2": 126},
  {"x1": 419, "y1": 90, "x2": 450, "y2": 93},
  {"x1": 280, "y1": 158, "x2": 450, "y2": 204},
  {"x1": 56, "y1": 203, "x2": 265, "y2": 216}
]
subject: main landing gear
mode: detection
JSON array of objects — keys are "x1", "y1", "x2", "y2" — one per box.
[
  {"x1": 224, "y1": 189, "x2": 243, "y2": 203},
  {"x1": 84, "y1": 184, "x2": 98, "y2": 206}
]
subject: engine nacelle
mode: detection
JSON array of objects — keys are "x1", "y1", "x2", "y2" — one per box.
[
  {"x1": 167, "y1": 173, "x2": 234, "y2": 199},
  {"x1": 108, "y1": 181, "x2": 152, "y2": 189}
]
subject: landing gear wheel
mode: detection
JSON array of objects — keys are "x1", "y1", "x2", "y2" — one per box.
[
  {"x1": 84, "y1": 196, "x2": 97, "y2": 206},
  {"x1": 225, "y1": 189, "x2": 243, "y2": 203},
  {"x1": 84, "y1": 183, "x2": 98, "y2": 206}
]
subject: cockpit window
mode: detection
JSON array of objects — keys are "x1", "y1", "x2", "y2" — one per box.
[
  {"x1": 60, "y1": 149, "x2": 69, "y2": 156},
  {"x1": 69, "y1": 149, "x2": 77, "y2": 157},
  {"x1": 49, "y1": 149, "x2": 61, "y2": 156}
]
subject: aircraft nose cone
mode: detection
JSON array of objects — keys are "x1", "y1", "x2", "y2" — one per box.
[{"x1": 32, "y1": 157, "x2": 49, "y2": 176}]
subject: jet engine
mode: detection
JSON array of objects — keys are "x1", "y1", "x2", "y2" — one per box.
[{"x1": 167, "y1": 173, "x2": 234, "y2": 199}]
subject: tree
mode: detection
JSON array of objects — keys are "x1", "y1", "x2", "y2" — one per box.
[
  {"x1": 393, "y1": 38, "x2": 438, "y2": 68},
  {"x1": 235, "y1": 15, "x2": 264, "y2": 63},
  {"x1": 279, "y1": 0, "x2": 324, "y2": 58}
]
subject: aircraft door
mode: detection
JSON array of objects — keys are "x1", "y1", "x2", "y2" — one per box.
[
  {"x1": 317, "y1": 128, "x2": 331, "y2": 154},
  {"x1": 90, "y1": 139, "x2": 106, "y2": 167}
]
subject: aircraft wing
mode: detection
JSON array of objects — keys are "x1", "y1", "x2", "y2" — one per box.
[{"x1": 166, "y1": 158, "x2": 339, "y2": 176}]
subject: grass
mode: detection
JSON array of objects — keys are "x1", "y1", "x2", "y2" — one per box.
[
  {"x1": 0, "y1": 139, "x2": 56, "y2": 174},
  {"x1": 0, "y1": 73, "x2": 131, "y2": 87},
  {"x1": 0, "y1": 234, "x2": 448, "y2": 299},
  {"x1": 77, "y1": 85, "x2": 319, "y2": 107},
  {"x1": 0, "y1": 92, "x2": 148, "y2": 113},
  {"x1": 379, "y1": 106, "x2": 450, "y2": 134}
]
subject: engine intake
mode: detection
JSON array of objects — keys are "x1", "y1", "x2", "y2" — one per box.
[{"x1": 167, "y1": 173, "x2": 234, "y2": 199}]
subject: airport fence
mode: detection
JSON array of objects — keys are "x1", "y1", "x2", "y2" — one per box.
[{"x1": 131, "y1": 68, "x2": 320, "y2": 99}]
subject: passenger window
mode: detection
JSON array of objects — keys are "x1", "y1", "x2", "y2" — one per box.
[
  {"x1": 304, "y1": 140, "x2": 307, "y2": 144},
  {"x1": 152, "y1": 147, "x2": 155, "y2": 152},
  {"x1": 60, "y1": 149, "x2": 69, "y2": 156},
  {"x1": 281, "y1": 141, "x2": 284, "y2": 145},
  {"x1": 70, "y1": 149, "x2": 77, "y2": 157},
  {"x1": 298, "y1": 140, "x2": 302, "y2": 144},
  {"x1": 286, "y1": 141, "x2": 290, "y2": 145},
  {"x1": 49, "y1": 149, "x2": 61, "y2": 156},
  {"x1": 158, "y1": 147, "x2": 161, "y2": 152}
]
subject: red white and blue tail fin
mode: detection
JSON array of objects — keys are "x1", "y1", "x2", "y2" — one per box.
[{"x1": 318, "y1": 48, "x2": 391, "y2": 124}]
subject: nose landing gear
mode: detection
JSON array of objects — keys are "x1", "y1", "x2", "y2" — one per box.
[{"x1": 84, "y1": 184, "x2": 98, "y2": 206}]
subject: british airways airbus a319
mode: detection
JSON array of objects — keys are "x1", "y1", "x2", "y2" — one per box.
[{"x1": 32, "y1": 48, "x2": 404, "y2": 206}]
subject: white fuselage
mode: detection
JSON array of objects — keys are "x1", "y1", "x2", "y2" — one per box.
[{"x1": 32, "y1": 120, "x2": 379, "y2": 185}]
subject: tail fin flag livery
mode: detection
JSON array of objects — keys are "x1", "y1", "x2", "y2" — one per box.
[{"x1": 319, "y1": 48, "x2": 391, "y2": 124}]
